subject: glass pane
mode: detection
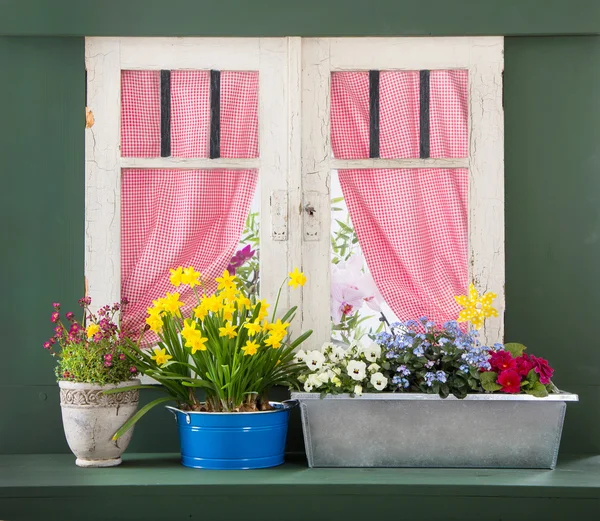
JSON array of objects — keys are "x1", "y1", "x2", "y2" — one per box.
[
  {"x1": 120, "y1": 168, "x2": 258, "y2": 340},
  {"x1": 330, "y1": 168, "x2": 468, "y2": 344},
  {"x1": 120, "y1": 70, "x2": 259, "y2": 159},
  {"x1": 329, "y1": 70, "x2": 468, "y2": 160}
]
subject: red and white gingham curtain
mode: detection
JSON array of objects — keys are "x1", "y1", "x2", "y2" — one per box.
[
  {"x1": 121, "y1": 169, "x2": 257, "y2": 338},
  {"x1": 120, "y1": 70, "x2": 259, "y2": 337},
  {"x1": 331, "y1": 70, "x2": 469, "y2": 324}
]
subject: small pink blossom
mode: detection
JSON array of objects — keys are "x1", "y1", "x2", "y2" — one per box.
[
  {"x1": 104, "y1": 361, "x2": 112, "y2": 367},
  {"x1": 119, "y1": 353, "x2": 126, "y2": 360},
  {"x1": 65, "y1": 312, "x2": 75, "y2": 321},
  {"x1": 129, "y1": 366, "x2": 137, "y2": 373},
  {"x1": 43, "y1": 341, "x2": 52, "y2": 349},
  {"x1": 51, "y1": 312, "x2": 60, "y2": 323},
  {"x1": 52, "y1": 302, "x2": 61, "y2": 310},
  {"x1": 104, "y1": 354, "x2": 113, "y2": 362}
]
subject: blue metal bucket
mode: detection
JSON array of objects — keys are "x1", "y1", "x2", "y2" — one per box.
[{"x1": 166, "y1": 401, "x2": 296, "y2": 469}]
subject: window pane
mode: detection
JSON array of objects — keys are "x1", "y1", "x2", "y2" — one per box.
[
  {"x1": 121, "y1": 169, "x2": 258, "y2": 340},
  {"x1": 330, "y1": 168, "x2": 468, "y2": 343}
]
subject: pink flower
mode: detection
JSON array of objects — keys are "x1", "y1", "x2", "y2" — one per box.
[
  {"x1": 52, "y1": 302, "x2": 61, "y2": 309},
  {"x1": 65, "y1": 312, "x2": 75, "y2": 321},
  {"x1": 104, "y1": 354, "x2": 113, "y2": 362},
  {"x1": 497, "y1": 370, "x2": 522, "y2": 394},
  {"x1": 104, "y1": 361, "x2": 112, "y2": 367},
  {"x1": 529, "y1": 355, "x2": 554, "y2": 385},
  {"x1": 515, "y1": 355, "x2": 534, "y2": 377},
  {"x1": 54, "y1": 326, "x2": 62, "y2": 334},
  {"x1": 119, "y1": 353, "x2": 126, "y2": 360},
  {"x1": 43, "y1": 341, "x2": 52, "y2": 349},
  {"x1": 489, "y1": 350, "x2": 516, "y2": 372},
  {"x1": 78, "y1": 296, "x2": 92, "y2": 307},
  {"x1": 129, "y1": 366, "x2": 137, "y2": 373},
  {"x1": 50, "y1": 312, "x2": 60, "y2": 323}
]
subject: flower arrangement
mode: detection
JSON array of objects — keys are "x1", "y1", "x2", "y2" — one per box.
[
  {"x1": 111, "y1": 266, "x2": 312, "y2": 439},
  {"x1": 296, "y1": 284, "x2": 557, "y2": 398},
  {"x1": 44, "y1": 298, "x2": 139, "y2": 385}
]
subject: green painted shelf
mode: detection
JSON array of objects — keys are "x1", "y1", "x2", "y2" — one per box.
[{"x1": 0, "y1": 453, "x2": 599, "y2": 520}]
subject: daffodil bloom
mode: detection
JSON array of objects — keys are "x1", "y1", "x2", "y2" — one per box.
[
  {"x1": 215, "y1": 270, "x2": 236, "y2": 290},
  {"x1": 269, "y1": 319, "x2": 290, "y2": 338},
  {"x1": 288, "y1": 268, "x2": 307, "y2": 289},
  {"x1": 256, "y1": 299, "x2": 270, "y2": 321},
  {"x1": 203, "y1": 294, "x2": 222, "y2": 313},
  {"x1": 169, "y1": 266, "x2": 184, "y2": 287},
  {"x1": 86, "y1": 323, "x2": 100, "y2": 339},
  {"x1": 242, "y1": 340, "x2": 259, "y2": 356},
  {"x1": 222, "y1": 304, "x2": 235, "y2": 321},
  {"x1": 264, "y1": 334, "x2": 283, "y2": 349},
  {"x1": 244, "y1": 320, "x2": 263, "y2": 337},
  {"x1": 182, "y1": 326, "x2": 208, "y2": 354},
  {"x1": 236, "y1": 295, "x2": 251, "y2": 309},
  {"x1": 162, "y1": 292, "x2": 184, "y2": 314},
  {"x1": 151, "y1": 347, "x2": 172, "y2": 366},
  {"x1": 218, "y1": 321, "x2": 238, "y2": 339},
  {"x1": 193, "y1": 302, "x2": 208, "y2": 321},
  {"x1": 182, "y1": 266, "x2": 201, "y2": 288},
  {"x1": 145, "y1": 308, "x2": 163, "y2": 333},
  {"x1": 455, "y1": 283, "x2": 498, "y2": 330},
  {"x1": 181, "y1": 319, "x2": 198, "y2": 340},
  {"x1": 152, "y1": 297, "x2": 167, "y2": 312},
  {"x1": 221, "y1": 286, "x2": 238, "y2": 303}
]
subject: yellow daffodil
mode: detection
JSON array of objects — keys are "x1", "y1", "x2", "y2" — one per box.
[
  {"x1": 455, "y1": 283, "x2": 498, "y2": 330},
  {"x1": 244, "y1": 320, "x2": 263, "y2": 337},
  {"x1": 269, "y1": 319, "x2": 290, "y2": 338},
  {"x1": 215, "y1": 270, "x2": 236, "y2": 290},
  {"x1": 145, "y1": 313, "x2": 164, "y2": 334},
  {"x1": 169, "y1": 266, "x2": 184, "y2": 287},
  {"x1": 264, "y1": 334, "x2": 283, "y2": 349},
  {"x1": 151, "y1": 347, "x2": 172, "y2": 366},
  {"x1": 182, "y1": 266, "x2": 201, "y2": 288},
  {"x1": 288, "y1": 268, "x2": 307, "y2": 289},
  {"x1": 219, "y1": 321, "x2": 238, "y2": 339},
  {"x1": 152, "y1": 297, "x2": 167, "y2": 312},
  {"x1": 203, "y1": 294, "x2": 222, "y2": 313},
  {"x1": 193, "y1": 302, "x2": 208, "y2": 321},
  {"x1": 256, "y1": 299, "x2": 270, "y2": 321},
  {"x1": 237, "y1": 295, "x2": 251, "y2": 309},
  {"x1": 181, "y1": 319, "x2": 198, "y2": 340},
  {"x1": 86, "y1": 323, "x2": 100, "y2": 339},
  {"x1": 242, "y1": 340, "x2": 259, "y2": 356},
  {"x1": 221, "y1": 286, "x2": 239, "y2": 303},
  {"x1": 262, "y1": 320, "x2": 273, "y2": 331},
  {"x1": 222, "y1": 304, "x2": 235, "y2": 321},
  {"x1": 188, "y1": 335, "x2": 208, "y2": 354},
  {"x1": 162, "y1": 292, "x2": 184, "y2": 314}
]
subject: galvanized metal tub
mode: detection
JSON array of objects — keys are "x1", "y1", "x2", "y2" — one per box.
[{"x1": 291, "y1": 392, "x2": 578, "y2": 469}]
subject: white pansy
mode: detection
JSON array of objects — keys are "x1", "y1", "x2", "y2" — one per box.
[
  {"x1": 304, "y1": 373, "x2": 323, "y2": 392},
  {"x1": 297, "y1": 374, "x2": 307, "y2": 383},
  {"x1": 332, "y1": 366, "x2": 342, "y2": 375},
  {"x1": 305, "y1": 350, "x2": 325, "y2": 371},
  {"x1": 362, "y1": 341, "x2": 381, "y2": 362},
  {"x1": 295, "y1": 350, "x2": 307, "y2": 364},
  {"x1": 316, "y1": 371, "x2": 331, "y2": 384},
  {"x1": 368, "y1": 363, "x2": 380, "y2": 373},
  {"x1": 370, "y1": 372, "x2": 388, "y2": 391},
  {"x1": 328, "y1": 345, "x2": 347, "y2": 362},
  {"x1": 331, "y1": 376, "x2": 342, "y2": 387},
  {"x1": 354, "y1": 384, "x2": 363, "y2": 396},
  {"x1": 347, "y1": 360, "x2": 367, "y2": 381}
]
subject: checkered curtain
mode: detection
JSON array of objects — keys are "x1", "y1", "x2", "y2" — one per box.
[
  {"x1": 121, "y1": 170, "x2": 257, "y2": 339},
  {"x1": 119, "y1": 70, "x2": 259, "y2": 339},
  {"x1": 331, "y1": 71, "x2": 469, "y2": 324}
]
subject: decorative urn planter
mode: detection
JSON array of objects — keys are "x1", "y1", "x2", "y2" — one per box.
[
  {"x1": 292, "y1": 391, "x2": 578, "y2": 469},
  {"x1": 59, "y1": 379, "x2": 140, "y2": 467},
  {"x1": 166, "y1": 401, "x2": 296, "y2": 470}
]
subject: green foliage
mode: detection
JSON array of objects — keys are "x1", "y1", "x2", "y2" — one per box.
[
  {"x1": 480, "y1": 371, "x2": 502, "y2": 392},
  {"x1": 504, "y1": 342, "x2": 527, "y2": 358},
  {"x1": 234, "y1": 211, "x2": 260, "y2": 297}
]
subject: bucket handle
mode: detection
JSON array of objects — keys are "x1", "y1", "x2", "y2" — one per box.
[
  {"x1": 282, "y1": 399, "x2": 299, "y2": 409},
  {"x1": 165, "y1": 405, "x2": 191, "y2": 424}
]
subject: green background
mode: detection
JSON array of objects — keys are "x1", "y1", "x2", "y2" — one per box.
[{"x1": 0, "y1": 5, "x2": 599, "y2": 457}]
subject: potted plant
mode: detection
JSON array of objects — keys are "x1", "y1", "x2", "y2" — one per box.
[
  {"x1": 110, "y1": 266, "x2": 312, "y2": 469},
  {"x1": 291, "y1": 284, "x2": 578, "y2": 469},
  {"x1": 44, "y1": 298, "x2": 141, "y2": 467}
]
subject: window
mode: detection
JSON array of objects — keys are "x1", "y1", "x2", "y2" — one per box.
[{"x1": 86, "y1": 37, "x2": 503, "y2": 348}]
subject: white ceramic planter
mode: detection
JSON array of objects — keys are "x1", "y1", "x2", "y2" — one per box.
[{"x1": 59, "y1": 379, "x2": 140, "y2": 467}]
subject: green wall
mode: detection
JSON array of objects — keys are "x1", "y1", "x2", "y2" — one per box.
[{"x1": 1, "y1": 35, "x2": 599, "y2": 455}]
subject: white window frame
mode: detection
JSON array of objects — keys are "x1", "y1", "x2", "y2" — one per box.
[{"x1": 86, "y1": 36, "x2": 504, "y2": 348}]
